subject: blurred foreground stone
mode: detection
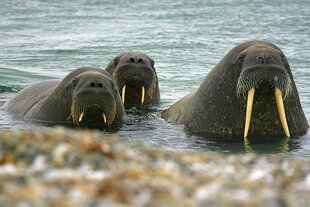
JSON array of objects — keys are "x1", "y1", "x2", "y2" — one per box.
[{"x1": 0, "y1": 127, "x2": 310, "y2": 207}]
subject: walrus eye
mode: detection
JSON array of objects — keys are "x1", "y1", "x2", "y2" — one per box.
[
  {"x1": 72, "y1": 79, "x2": 77, "y2": 88},
  {"x1": 238, "y1": 53, "x2": 245, "y2": 63},
  {"x1": 110, "y1": 81, "x2": 115, "y2": 89},
  {"x1": 280, "y1": 54, "x2": 287, "y2": 64}
]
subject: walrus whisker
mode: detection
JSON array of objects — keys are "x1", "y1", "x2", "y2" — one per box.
[
  {"x1": 67, "y1": 114, "x2": 72, "y2": 121},
  {"x1": 72, "y1": 97, "x2": 87, "y2": 125},
  {"x1": 236, "y1": 72, "x2": 259, "y2": 98},
  {"x1": 236, "y1": 69, "x2": 293, "y2": 101}
]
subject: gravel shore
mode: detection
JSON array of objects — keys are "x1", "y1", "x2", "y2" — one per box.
[{"x1": 1, "y1": 127, "x2": 310, "y2": 207}]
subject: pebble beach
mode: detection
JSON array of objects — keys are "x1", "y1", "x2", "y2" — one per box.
[{"x1": 1, "y1": 127, "x2": 310, "y2": 207}]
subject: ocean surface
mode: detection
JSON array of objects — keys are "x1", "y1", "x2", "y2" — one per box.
[{"x1": 1, "y1": 0, "x2": 310, "y2": 157}]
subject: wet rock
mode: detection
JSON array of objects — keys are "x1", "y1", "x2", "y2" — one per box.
[{"x1": 0, "y1": 127, "x2": 309, "y2": 207}]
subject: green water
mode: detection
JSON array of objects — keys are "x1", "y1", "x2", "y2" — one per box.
[{"x1": 0, "y1": 0, "x2": 310, "y2": 157}]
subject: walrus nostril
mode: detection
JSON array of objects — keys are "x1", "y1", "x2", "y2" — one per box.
[
  {"x1": 267, "y1": 56, "x2": 272, "y2": 64},
  {"x1": 258, "y1": 56, "x2": 264, "y2": 64},
  {"x1": 138, "y1": 58, "x2": 143, "y2": 63},
  {"x1": 98, "y1": 83, "x2": 103, "y2": 88},
  {"x1": 90, "y1": 82, "x2": 96, "y2": 88},
  {"x1": 130, "y1": 57, "x2": 136, "y2": 63}
]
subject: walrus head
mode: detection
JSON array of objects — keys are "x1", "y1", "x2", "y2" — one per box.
[
  {"x1": 69, "y1": 72, "x2": 120, "y2": 126},
  {"x1": 236, "y1": 44, "x2": 293, "y2": 137},
  {"x1": 105, "y1": 52, "x2": 160, "y2": 108}
]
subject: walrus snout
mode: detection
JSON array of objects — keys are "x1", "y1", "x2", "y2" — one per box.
[
  {"x1": 115, "y1": 64, "x2": 154, "y2": 87},
  {"x1": 75, "y1": 103, "x2": 115, "y2": 126},
  {"x1": 71, "y1": 92, "x2": 117, "y2": 126},
  {"x1": 126, "y1": 74, "x2": 145, "y2": 87},
  {"x1": 237, "y1": 47, "x2": 291, "y2": 98},
  {"x1": 236, "y1": 66, "x2": 292, "y2": 99}
]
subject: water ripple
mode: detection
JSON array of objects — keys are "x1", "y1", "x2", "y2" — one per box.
[{"x1": 0, "y1": 0, "x2": 309, "y2": 156}]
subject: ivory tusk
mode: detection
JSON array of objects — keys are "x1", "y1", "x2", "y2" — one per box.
[
  {"x1": 122, "y1": 85, "x2": 126, "y2": 104},
  {"x1": 103, "y1": 113, "x2": 107, "y2": 124},
  {"x1": 141, "y1": 86, "x2": 145, "y2": 104},
  {"x1": 79, "y1": 112, "x2": 84, "y2": 122},
  {"x1": 244, "y1": 88, "x2": 255, "y2": 138},
  {"x1": 275, "y1": 88, "x2": 290, "y2": 137}
]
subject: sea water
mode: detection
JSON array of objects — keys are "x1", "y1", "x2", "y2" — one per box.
[{"x1": 0, "y1": 0, "x2": 310, "y2": 157}]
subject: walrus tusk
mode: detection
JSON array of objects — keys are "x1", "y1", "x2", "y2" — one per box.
[
  {"x1": 275, "y1": 88, "x2": 290, "y2": 137},
  {"x1": 79, "y1": 112, "x2": 84, "y2": 122},
  {"x1": 141, "y1": 86, "x2": 145, "y2": 104},
  {"x1": 244, "y1": 88, "x2": 255, "y2": 138},
  {"x1": 122, "y1": 85, "x2": 126, "y2": 104},
  {"x1": 103, "y1": 113, "x2": 107, "y2": 124}
]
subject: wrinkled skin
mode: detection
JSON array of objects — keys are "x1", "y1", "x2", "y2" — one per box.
[
  {"x1": 162, "y1": 41, "x2": 309, "y2": 138},
  {"x1": 3, "y1": 67, "x2": 125, "y2": 127},
  {"x1": 105, "y1": 52, "x2": 160, "y2": 109}
]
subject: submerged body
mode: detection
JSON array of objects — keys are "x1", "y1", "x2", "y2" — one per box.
[
  {"x1": 3, "y1": 67, "x2": 125, "y2": 127},
  {"x1": 162, "y1": 41, "x2": 309, "y2": 137},
  {"x1": 105, "y1": 52, "x2": 160, "y2": 109}
]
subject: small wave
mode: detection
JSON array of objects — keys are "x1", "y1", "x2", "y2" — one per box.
[
  {"x1": 0, "y1": 85, "x2": 21, "y2": 93},
  {"x1": 39, "y1": 49, "x2": 83, "y2": 55},
  {"x1": 0, "y1": 67, "x2": 54, "y2": 92}
]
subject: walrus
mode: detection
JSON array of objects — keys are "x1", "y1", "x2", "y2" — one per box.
[
  {"x1": 105, "y1": 52, "x2": 160, "y2": 108},
  {"x1": 2, "y1": 67, "x2": 125, "y2": 127},
  {"x1": 162, "y1": 41, "x2": 309, "y2": 138}
]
